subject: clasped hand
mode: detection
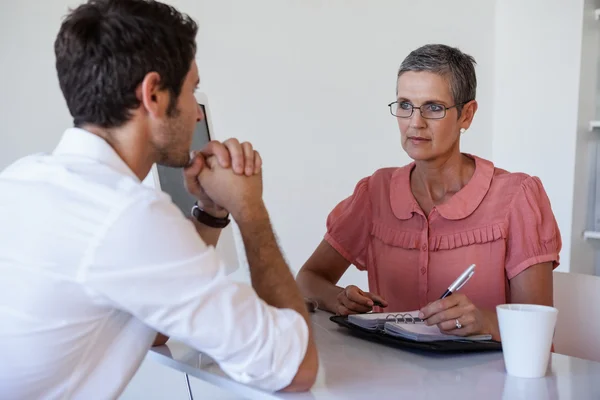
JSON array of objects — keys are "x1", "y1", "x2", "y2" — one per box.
[{"x1": 183, "y1": 138, "x2": 262, "y2": 219}]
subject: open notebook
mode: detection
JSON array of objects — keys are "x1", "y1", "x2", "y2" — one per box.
[{"x1": 348, "y1": 312, "x2": 492, "y2": 342}]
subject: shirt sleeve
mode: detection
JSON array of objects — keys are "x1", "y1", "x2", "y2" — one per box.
[
  {"x1": 504, "y1": 176, "x2": 562, "y2": 279},
  {"x1": 82, "y1": 190, "x2": 308, "y2": 392},
  {"x1": 324, "y1": 177, "x2": 372, "y2": 270}
]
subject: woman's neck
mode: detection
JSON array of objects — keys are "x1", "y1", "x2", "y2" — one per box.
[{"x1": 411, "y1": 152, "x2": 475, "y2": 205}]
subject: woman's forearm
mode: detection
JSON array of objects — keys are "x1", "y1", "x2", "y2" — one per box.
[{"x1": 296, "y1": 269, "x2": 344, "y2": 314}]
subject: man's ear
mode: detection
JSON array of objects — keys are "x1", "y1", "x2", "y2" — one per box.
[{"x1": 138, "y1": 72, "x2": 169, "y2": 118}]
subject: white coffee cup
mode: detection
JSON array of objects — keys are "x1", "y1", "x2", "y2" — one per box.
[
  {"x1": 501, "y1": 374, "x2": 556, "y2": 400},
  {"x1": 496, "y1": 304, "x2": 558, "y2": 378}
]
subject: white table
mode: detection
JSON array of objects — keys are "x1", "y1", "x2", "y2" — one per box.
[{"x1": 149, "y1": 311, "x2": 600, "y2": 399}]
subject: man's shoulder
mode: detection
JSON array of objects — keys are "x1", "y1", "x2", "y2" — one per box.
[
  {"x1": 0, "y1": 153, "x2": 45, "y2": 178},
  {"x1": 1, "y1": 151, "x2": 172, "y2": 216}
]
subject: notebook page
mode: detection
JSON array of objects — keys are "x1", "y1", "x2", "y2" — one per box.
[
  {"x1": 348, "y1": 311, "x2": 422, "y2": 330},
  {"x1": 384, "y1": 321, "x2": 492, "y2": 342},
  {"x1": 387, "y1": 322, "x2": 449, "y2": 337},
  {"x1": 349, "y1": 311, "x2": 420, "y2": 321}
]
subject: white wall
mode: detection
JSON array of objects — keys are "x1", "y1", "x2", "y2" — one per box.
[
  {"x1": 174, "y1": 0, "x2": 496, "y2": 287},
  {"x1": 493, "y1": 0, "x2": 590, "y2": 274},
  {"x1": 0, "y1": 1, "x2": 76, "y2": 166}
]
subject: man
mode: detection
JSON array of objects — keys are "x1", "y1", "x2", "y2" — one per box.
[{"x1": 0, "y1": 0, "x2": 318, "y2": 398}]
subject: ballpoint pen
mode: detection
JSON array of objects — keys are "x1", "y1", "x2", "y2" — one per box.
[{"x1": 440, "y1": 264, "x2": 476, "y2": 299}]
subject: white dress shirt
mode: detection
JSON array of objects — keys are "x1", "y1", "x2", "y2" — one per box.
[{"x1": 0, "y1": 128, "x2": 308, "y2": 399}]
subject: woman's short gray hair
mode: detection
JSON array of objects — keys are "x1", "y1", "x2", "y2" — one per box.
[{"x1": 397, "y1": 44, "x2": 477, "y2": 116}]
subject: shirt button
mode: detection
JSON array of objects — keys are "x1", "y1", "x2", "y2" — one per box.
[
  {"x1": 421, "y1": 267, "x2": 426, "y2": 275},
  {"x1": 422, "y1": 244, "x2": 427, "y2": 251}
]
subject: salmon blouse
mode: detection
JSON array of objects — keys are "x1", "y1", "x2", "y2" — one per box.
[{"x1": 324, "y1": 155, "x2": 561, "y2": 312}]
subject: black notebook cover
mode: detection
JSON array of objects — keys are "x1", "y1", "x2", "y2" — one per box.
[{"x1": 330, "y1": 315, "x2": 502, "y2": 354}]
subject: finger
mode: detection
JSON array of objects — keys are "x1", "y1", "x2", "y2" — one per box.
[
  {"x1": 206, "y1": 155, "x2": 220, "y2": 169},
  {"x1": 223, "y1": 138, "x2": 244, "y2": 174},
  {"x1": 338, "y1": 287, "x2": 372, "y2": 311},
  {"x1": 241, "y1": 142, "x2": 254, "y2": 176},
  {"x1": 419, "y1": 296, "x2": 461, "y2": 319},
  {"x1": 346, "y1": 286, "x2": 376, "y2": 307},
  {"x1": 339, "y1": 294, "x2": 373, "y2": 313},
  {"x1": 337, "y1": 287, "x2": 372, "y2": 312},
  {"x1": 336, "y1": 305, "x2": 352, "y2": 316},
  {"x1": 424, "y1": 305, "x2": 463, "y2": 327},
  {"x1": 364, "y1": 292, "x2": 388, "y2": 307},
  {"x1": 182, "y1": 154, "x2": 205, "y2": 193},
  {"x1": 440, "y1": 326, "x2": 472, "y2": 337},
  {"x1": 183, "y1": 152, "x2": 204, "y2": 175},
  {"x1": 439, "y1": 314, "x2": 477, "y2": 335},
  {"x1": 254, "y1": 151, "x2": 262, "y2": 174},
  {"x1": 200, "y1": 141, "x2": 231, "y2": 169}
]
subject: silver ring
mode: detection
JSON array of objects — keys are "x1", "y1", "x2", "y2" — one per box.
[{"x1": 455, "y1": 319, "x2": 462, "y2": 329}]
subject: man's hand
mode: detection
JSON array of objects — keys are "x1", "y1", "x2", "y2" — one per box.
[
  {"x1": 184, "y1": 139, "x2": 262, "y2": 216},
  {"x1": 197, "y1": 155, "x2": 264, "y2": 223}
]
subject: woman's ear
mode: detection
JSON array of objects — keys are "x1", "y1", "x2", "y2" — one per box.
[{"x1": 459, "y1": 100, "x2": 478, "y2": 129}]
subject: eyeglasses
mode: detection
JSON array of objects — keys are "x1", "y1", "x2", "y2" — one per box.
[{"x1": 388, "y1": 101, "x2": 469, "y2": 120}]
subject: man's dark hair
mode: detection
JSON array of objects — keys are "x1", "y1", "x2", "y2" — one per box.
[{"x1": 55, "y1": 0, "x2": 198, "y2": 128}]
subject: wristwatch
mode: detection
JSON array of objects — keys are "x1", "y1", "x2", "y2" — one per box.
[{"x1": 191, "y1": 202, "x2": 230, "y2": 228}]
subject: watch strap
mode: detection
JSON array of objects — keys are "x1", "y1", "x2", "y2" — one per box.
[{"x1": 191, "y1": 203, "x2": 230, "y2": 228}]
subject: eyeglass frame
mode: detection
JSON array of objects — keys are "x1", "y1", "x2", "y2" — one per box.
[{"x1": 387, "y1": 100, "x2": 472, "y2": 120}]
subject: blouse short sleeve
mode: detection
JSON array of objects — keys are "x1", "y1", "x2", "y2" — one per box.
[
  {"x1": 505, "y1": 176, "x2": 562, "y2": 279},
  {"x1": 324, "y1": 177, "x2": 372, "y2": 270}
]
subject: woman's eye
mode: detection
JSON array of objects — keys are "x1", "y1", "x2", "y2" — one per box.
[{"x1": 427, "y1": 104, "x2": 444, "y2": 112}]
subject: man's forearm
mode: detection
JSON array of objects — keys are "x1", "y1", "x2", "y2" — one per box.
[
  {"x1": 237, "y1": 206, "x2": 309, "y2": 321},
  {"x1": 153, "y1": 218, "x2": 222, "y2": 347}
]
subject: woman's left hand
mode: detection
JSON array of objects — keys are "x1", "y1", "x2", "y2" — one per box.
[{"x1": 419, "y1": 293, "x2": 496, "y2": 337}]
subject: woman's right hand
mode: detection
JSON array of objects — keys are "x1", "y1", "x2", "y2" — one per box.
[{"x1": 335, "y1": 285, "x2": 388, "y2": 315}]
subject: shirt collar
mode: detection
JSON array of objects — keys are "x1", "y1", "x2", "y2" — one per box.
[
  {"x1": 390, "y1": 154, "x2": 495, "y2": 221},
  {"x1": 53, "y1": 128, "x2": 140, "y2": 181}
]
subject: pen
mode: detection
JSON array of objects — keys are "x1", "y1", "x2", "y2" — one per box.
[{"x1": 440, "y1": 264, "x2": 476, "y2": 299}]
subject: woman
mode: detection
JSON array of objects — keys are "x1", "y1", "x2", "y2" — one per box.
[{"x1": 296, "y1": 44, "x2": 561, "y2": 341}]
